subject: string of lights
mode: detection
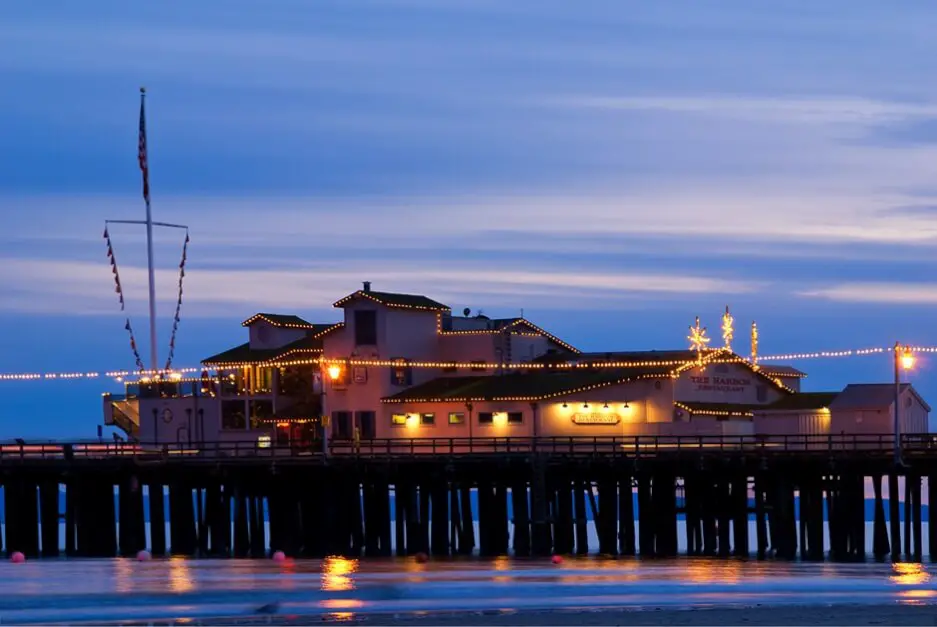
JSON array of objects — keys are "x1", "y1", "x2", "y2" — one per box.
[{"x1": 1, "y1": 343, "x2": 933, "y2": 383}]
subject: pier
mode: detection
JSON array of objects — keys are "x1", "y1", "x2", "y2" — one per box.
[{"x1": 1, "y1": 434, "x2": 935, "y2": 561}]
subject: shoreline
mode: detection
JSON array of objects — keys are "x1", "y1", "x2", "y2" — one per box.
[{"x1": 99, "y1": 603, "x2": 937, "y2": 626}]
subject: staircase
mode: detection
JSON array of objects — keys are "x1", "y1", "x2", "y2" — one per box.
[{"x1": 106, "y1": 398, "x2": 140, "y2": 441}]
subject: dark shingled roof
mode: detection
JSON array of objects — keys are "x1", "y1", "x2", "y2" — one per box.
[
  {"x1": 383, "y1": 367, "x2": 673, "y2": 403},
  {"x1": 757, "y1": 363, "x2": 807, "y2": 378},
  {"x1": 202, "y1": 333, "x2": 326, "y2": 366},
  {"x1": 675, "y1": 401, "x2": 761, "y2": 416},
  {"x1": 763, "y1": 392, "x2": 839, "y2": 411},
  {"x1": 334, "y1": 290, "x2": 450, "y2": 311},
  {"x1": 241, "y1": 313, "x2": 316, "y2": 328}
]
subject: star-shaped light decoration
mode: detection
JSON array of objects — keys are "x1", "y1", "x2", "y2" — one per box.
[
  {"x1": 721, "y1": 306, "x2": 734, "y2": 351},
  {"x1": 687, "y1": 316, "x2": 711, "y2": 365}
]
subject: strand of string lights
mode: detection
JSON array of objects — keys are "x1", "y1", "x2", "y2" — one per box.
[{"x1": 2, "y1": 344, "x2": 935, "y2": 383}]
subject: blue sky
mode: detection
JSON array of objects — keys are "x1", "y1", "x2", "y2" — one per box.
[{"x1": 2, "y1": 0, "x2": 937, "y2": 438}]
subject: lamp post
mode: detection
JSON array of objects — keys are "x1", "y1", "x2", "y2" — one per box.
[
  {"x1": 894, "y1": 342, "x2": 915, "y2": 466},
  {"x1": 322, "y1": 363, "x2": 343, "y2": 456}
]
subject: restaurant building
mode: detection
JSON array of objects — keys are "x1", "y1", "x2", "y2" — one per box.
[{"x1": 102, "y1": 282, "x2": 929, "y2": 447}]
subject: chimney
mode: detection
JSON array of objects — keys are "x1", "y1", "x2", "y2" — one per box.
[{"x1": 362, "y1": 281, "x2": 371, "y2": 293}]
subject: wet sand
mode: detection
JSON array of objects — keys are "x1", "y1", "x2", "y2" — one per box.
[
  {"x1": 108, "y1": 604, "x2": 937, "y2": 626},
  {"x1": 341, "y1": 604, "x2": 935, "y2": 625}
]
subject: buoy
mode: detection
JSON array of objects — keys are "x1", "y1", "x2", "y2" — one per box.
[
  {"x1": 271, "y1": 550, "x2": 286, "y2": 562},
  {"x1": 551, "y1": 554, "x2": 563, "y2": 564},
  {"x1": 136, "y1": 550, "x2": 151, "y2": 561},
  {"x1": 414, "y1": 552, "x2": 428, "y2": 563},
  {"x1": 10, "y1": 552, "x2": 25, "y2": 563}
]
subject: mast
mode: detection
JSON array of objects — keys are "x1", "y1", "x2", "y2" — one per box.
[{"x1": 140, "y1": 87, "x2": 158, "y2": 372}]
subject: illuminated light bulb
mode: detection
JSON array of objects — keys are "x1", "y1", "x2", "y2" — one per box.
[
  {"x1": 901, "y1": 349, "x2": 915, "y2": 371},
  {"x1": 405, "y1": 414, "x2": 418, "y2": 428},
  {"x1": 327, "y1": 365, "x2": 342, "y2": 380}
]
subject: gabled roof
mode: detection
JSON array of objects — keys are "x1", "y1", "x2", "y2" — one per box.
[
  {"x1": 757, "y1": 363, "x2": 807, "y2": 378},
  {"x1": 761, "y1": 392, "x2": 839, "y2": 412},
  {"x1": 241, "y1": 313, "x2": 316, "y2": 329},
  {"x1": 383, "y1": 367, "x2": 673, "y2": 403},
  {"x1": 203, "y1": 332, "x2": 328, "y2": 366},
  {"x1": 333, "y1": 290, "x2": 450, "y2": 312},
  {"x1": 439, "y1": 316, "x2": 580, "y2": 353},
  {"x1": 830, "y1": 383, "x2": 931, "y2": 412}
]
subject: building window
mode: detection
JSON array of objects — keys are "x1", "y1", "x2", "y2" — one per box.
[
  {"x1": 470, "y1": 360, "x2": 486, "y2": 372},
  {"x1": 448, "y1": 412, "x2": 465, "y2": 425},
  {"x1": 479, "y1": 412, "x2": 493, "y2": 425},
  {"x1": 356, "y1": 411, "x2": 376, "y2": 439},
  {"x1": 391, "y1": 413, "x2": 407, "y2": 426},
  {"x1": 390, "y1": 358, "x2": 412, "y2": 386},
  {"x1": 221, "y1": 401, "x2": 246, "y2": 430},
  {"x1": 508, "y1": 412, "x2": 523, "y2": 424},
  {"x1": 354, "y1": 310, "x2": 378, "y2": 346},
  {"x1": 333, "y1": 411, "x2": 352, "y2": 439},
  {"x1": 421, "y1": 413, "x2": 435, "y2": 426},
  {"x1": 249, "y1": 400, "x2": 273, "y2": 429}
]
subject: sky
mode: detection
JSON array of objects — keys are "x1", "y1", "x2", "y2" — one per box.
[{"x1": 1, "y1": 0, "x2": 937, "y2": 438}]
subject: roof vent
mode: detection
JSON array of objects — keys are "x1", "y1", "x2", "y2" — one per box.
[{"x1": 362, "y1": 281, "x2": 371, "y2": 293}]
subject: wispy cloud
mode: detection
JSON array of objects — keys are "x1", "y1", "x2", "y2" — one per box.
[{"x1": 801, "y1": 283, "x2": 937, "y2": 305}]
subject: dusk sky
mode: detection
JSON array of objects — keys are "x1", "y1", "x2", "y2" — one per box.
[{"x1": 2, "y1": 0, "x2": 937, "y2": 438}]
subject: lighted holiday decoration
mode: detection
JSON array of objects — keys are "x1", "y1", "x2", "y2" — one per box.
[
  {"x1": 899, "y1": 344, "x2": 915, "y2": 371},
  {"x1": 721, "y1": 306, "x2": 734, "y2": 350},
  {"x1": 164, "y1": 230, "x2": 190, "y2": 370},
  {"x1": 687, "y1": 316, "x2": 711, "y2": 365},
  {"x1": 751, "y1": 321, "x2": 758, "y2": 369}
]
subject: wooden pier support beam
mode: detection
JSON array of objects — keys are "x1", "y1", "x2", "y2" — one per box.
[
  {"x1": 530, "y1": 458, "x2": 551, "y2": 557},
  {"x1": 717, "y1": 480, "x2": 731, "y2": 557},
  {"x1": 39, "y1": 480, "x2": 60, "y2": 558},
  {"x1": 573, "y1": 479, "x2": 589, "y2": 555},
  {"x1": 169, "y1": 483, "x2": 198, "y2": 556},
  {"x1": 511, "y1": 481, "x2": 531, "y2": 557},
  {"x1": 148, "y1": 484, "x2": 167, "y2": 556},
  {"x1": 596, "y1": 478, "x2": 618, "y2": 556},
  {"x1": 118, "y1": 476, "x2": 146, "y2": 557},
  {"x1": 888, "y1": 473, "x2": 901, "y2": 562},
  {"x1": 618, "y1": 475, "x2": 635, "y2": 556},
  {"x1": 636, "y1": 475, "x2": 654, "y2": 557},
  {"x1": 233, "y1": 490, "x2": 250, "y2": 557},
  {"x1": 754, "y1": 474, "x2": 768, "y2": 559},
  {"x1": 732, "y1": 476, "x2": 749, "y2": 557},
  {"x1": 904, "y1": 476, "x2": 912, "y2": 560},
  {"x1": 431, "y1": 479, "x2": 451, "y2": 557},
  {"x1": 555, "y1": 479, "x2": 574, "y2": 555},
  {"x1": 654, "y1": 474, "x2": 678, "y2": 557},
  {"x1": 873, "y1": 475, "x2": 890, "y2": 559},
  {"x1": 929, "y1": 476, "x2": 937, "y2": 563},
  {"x1": 910, "y1": 475, "x2": 923, "y2": 562}
]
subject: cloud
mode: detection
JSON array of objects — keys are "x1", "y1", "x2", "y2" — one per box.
[
  {"x1": 800, "y1": 283, "x2": 937, "y2": 305},
  {"x1": 0, "y1": 257, "x2": 757, "y2": 317}
]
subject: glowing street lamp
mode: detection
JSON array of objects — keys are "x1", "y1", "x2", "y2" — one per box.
[
  {"x1": 327, "y1": 364, "x2": 342, "y2": 381},
  {"x1": 894, "y1": 342, "x2": 916, "y2": 465}
]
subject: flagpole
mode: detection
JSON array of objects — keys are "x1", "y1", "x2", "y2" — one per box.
[{"x1": 141, "y1": 87, "x2": 158, "y2": 373}]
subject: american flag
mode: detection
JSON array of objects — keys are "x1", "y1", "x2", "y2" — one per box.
[{"x1": 138, "y1": 90, "x2": 150, "y2": 203}]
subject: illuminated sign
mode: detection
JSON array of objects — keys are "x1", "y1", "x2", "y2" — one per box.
[{"x1": 572, "y1": 412, "x2": 621, "y2": 425}]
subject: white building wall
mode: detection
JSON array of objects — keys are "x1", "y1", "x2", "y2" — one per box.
[{"x1": 675, "y1": 362, "x2": 784, "y2": 405}]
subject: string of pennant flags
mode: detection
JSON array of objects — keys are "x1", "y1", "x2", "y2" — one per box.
[
  {"x1": 164, "y1": 231, "x2": 189, "y2": 371},
  {"x1": 104, "y1": 227, "x2": 146, "y2": 372},
  {"x1": 1, "y1": 343, "x2": 935, "y2": 382}
]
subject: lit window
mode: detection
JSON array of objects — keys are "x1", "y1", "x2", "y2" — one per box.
[
  {"x1": 448, "y1": 412, "x2": 465, "y2": 425},
  {"x1": 391, "y1": 413, "x2": 407, "y2": 426}
]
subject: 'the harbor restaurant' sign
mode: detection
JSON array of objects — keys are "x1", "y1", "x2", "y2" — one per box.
[{"x1": 571, "y1": 412, "x2": 621, "y2": 425}]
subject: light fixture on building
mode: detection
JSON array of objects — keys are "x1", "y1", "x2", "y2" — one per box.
[
  {"x1": 492, "y1": 412, "x2": 508, "y2": 426},
  {"x1": 405, "y1": 414, "x2": 418, "y2": 428},
  {"x1": 327, "y1": 365, "x2": 342, "y2": 380},
  {"x1": 603, "y1": 402, "x2": 609, "y2": 409},
  {"x1": 583, "y1": 403, "x2": 589, "y2": 409},
  {"x1": 562, "y1": 402, "x2": 568, "y2": 408},
  {"x1": 623, "y1": 402, "x2": 630, "y2": 409}
]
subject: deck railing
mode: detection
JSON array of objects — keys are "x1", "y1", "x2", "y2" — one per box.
[{"x1": 0, "y1": 434, "x2": 934, "y2": 461}]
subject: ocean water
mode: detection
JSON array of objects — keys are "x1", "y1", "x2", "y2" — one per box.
[{"x1": 0, "y1": 557, "x2": 934, "y2": 624}]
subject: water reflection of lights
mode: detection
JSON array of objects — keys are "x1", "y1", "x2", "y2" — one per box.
[
  {"x1": 115, "y1": 558, "x2": 134, "y2": 593},
  {"x1": 321, "y1": 556, "x2": 358, "y2": 591},
  {"x1": 891, "y1": 563, "x2": 930, "y2": 586},
  {"x1": 169, "y1": 557, "x2": 194, "y2": 593},
  {"x1": 320, "y1": 599, "x2": 364, "y2": 609}
]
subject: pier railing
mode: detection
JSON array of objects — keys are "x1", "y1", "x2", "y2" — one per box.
[{"x1": 0, "y1": 433, "x2": 934, "y2": 462}]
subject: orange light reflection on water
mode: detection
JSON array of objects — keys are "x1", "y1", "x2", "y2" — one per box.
[
  {"x1": 321, "y1": 556, "x2": 358, "y2": 591},
  {"x1": 169, "y1": 557, "x2": 194, "y2": 593}
]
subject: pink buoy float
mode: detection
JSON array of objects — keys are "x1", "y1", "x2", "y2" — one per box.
[
  {"x1": 136, "y1": 550, "x2": 151, "y2": 561},
  {"x1": 10, "y1": 552, "x2": 25, "y2": 564},
  {"x1": 271, "y1": 550, "x2": 286, "y2": 562},
  {"x1": 551, "y1": 554, "x2": 563, "y2": 564}
]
